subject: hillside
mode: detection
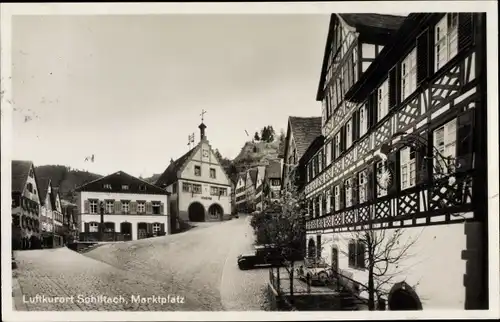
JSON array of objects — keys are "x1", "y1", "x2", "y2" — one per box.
[{"x1": 35, "y1": 165, "x2": 102, "y2": 202}]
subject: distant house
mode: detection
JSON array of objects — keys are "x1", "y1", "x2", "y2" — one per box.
[
  {"x1": 281, "y1": 116, "x2": 323, "y2": 191},
  {"x1": 38, "y1": 178, "x2": 64, "y2": 248},
  {"x1": 61, "y1": 199, "x2": 79, "y2": 243},
  {"x1": 235, "y1": 173, "x2": 247, "y2": 213},
  {"x1": 11, "y1": 160, "x2": 42, "y2": 250},
  {"x1": 155, "y1": 121, "x2": 232, "y2": 227},
  {"x1": 264, "y1": 160, "x2": 283, "y2": 202},
  {"x1": 253, "y1": 166, "x2": 266, "y2": 212},
  {"x1": 75, "y1": 171, "x2": 170, "y2": 241}
]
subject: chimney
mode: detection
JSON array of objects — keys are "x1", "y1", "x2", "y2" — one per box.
[{"x1": 199, "y1": 122, "x2": 207, "y2": 141}]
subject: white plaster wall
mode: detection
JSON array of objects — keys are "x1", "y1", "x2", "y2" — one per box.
[
  {"x1": 78, "y1": 191, "x2": 168, "y2": 214},
  {"x1": 80, "y1": 214, "x2": 168, "y2": 241},
  {"x1": 181, "y1": 142, "x2": 232, "y2": 186},
  {"x1": 310, "y1": 221, "x2": 476, "y2": 309},
  {"x1": 178, "y1": 180, "x2": 231, "y2": 215}
]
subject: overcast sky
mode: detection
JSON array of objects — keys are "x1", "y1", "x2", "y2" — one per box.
[{"x1": 12, "y1": 14, "x2": 329, "y2": 178}]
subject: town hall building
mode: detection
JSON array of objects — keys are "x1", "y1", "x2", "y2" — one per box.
[{"x1": 155, "y1": 117, "x2": 232, "y2": 227}]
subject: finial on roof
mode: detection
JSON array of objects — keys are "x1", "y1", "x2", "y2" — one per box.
[{"x1": 199, "y1": 109, "x2": 207, "y2": 141}]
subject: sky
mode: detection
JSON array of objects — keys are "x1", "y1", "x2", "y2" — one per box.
[{"x1": 11, "y1": 14, "x2": 329, "y2": 178}]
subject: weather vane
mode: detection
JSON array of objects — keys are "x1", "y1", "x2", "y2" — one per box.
[
  {"x1": 200, "y1": 109, "x2": 207, "y2": 123},
  {"x1": 187, "y1": 132, "x2": 195, "y2": 149}
]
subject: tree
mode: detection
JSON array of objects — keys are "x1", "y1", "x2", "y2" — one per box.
[
  {"x1": 214, "y1": 149, "x2": 223, "y2": 160},
  {"x1": 254, "y1": 132, "x2": 260, "y2": 141},
  {"x1": 279, "y1": 128, "x2": 286, "y2": 144},
  {"x1": 251, "y1": 165, "x2": 305, "y2": 300},
  {"x1": 267, "y1": 126, "x2": 275, "y2": 142},
  {"x1": 337, "y1": 226, "x2": 422, "y2": 310}
]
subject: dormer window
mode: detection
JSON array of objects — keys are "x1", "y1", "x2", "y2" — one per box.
[
  {"x1": 103, "y1": 184, "x2": 112, "y2": 190},
  {"x1": 29, "y1": 168, "x2": 34, "y2": 178},
  {"x1": 139, "y1": 185, "x2": 146, "y2": 191},
  {"x1": 122, "y1": 185, "x2": 129, "y2": 190}
]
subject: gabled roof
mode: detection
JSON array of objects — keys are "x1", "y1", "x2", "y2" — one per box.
[
  {"x1": 11, "y1": 160, "x2": 33, "y2": 193},
  {"x1": 37, "y1": 177, "x2": 56, "y2": 208},
  {"x1": 248, "y1": 168, "x2": 259, "y2": 185},
  {"x1": 288, "y1": 116, "x2": 323, "y2": 160},
  {"x1": 76, "y1": 170, "x2": 168, "y2": 195},
  {"x1": 155, "y1": 147, "x2": 197, "y2": 188},
  {"x1": 266, "y1": 160, "x2": 282, "y2": 179}
]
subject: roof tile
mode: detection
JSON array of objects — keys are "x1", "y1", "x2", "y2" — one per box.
[{"x1": 289, "y1": 116, "x2": 323, "y2": 160}]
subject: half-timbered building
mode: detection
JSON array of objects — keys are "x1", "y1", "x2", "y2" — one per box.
[
  {"x1": 281, "y1": 116, "x2": 322, "y2": 192},
  {"x1": 303, "y1": 13, "x2": 487, "y2": 310}
]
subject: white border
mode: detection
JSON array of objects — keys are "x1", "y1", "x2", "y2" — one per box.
[{"x1": 1, "y1": 1, "x2": 498, "y2": 321}]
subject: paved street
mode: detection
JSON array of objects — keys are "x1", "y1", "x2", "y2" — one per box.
[{"x1": 13, "y1": 215, "x2": 270, "y2": 311}]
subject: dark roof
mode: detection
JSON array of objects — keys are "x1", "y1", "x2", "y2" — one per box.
[
  {"x1": 266, "y1": 160, "x2": 282, "y2": 179},
  {"x1": 249, "y1": 168, "x2": 259, "y2": 185},
  {"x1": 76, "y1": 171, "x2": 168, "y2": 195},
  {"x1": 37, "y1": 177, "x2": 54, "y2": 207},
  {"x1": 289, "y1": 116, "x2": 323, "y2": 160},
  {"x1": 339, "y1": 13, "x2": 407, "y2": 31},
  {"x1": 155, "y1": 147, "x2": 196, "y2": 187},
  {"x1": 11, "y1": 160, "x2": 32, "y2": 193}
]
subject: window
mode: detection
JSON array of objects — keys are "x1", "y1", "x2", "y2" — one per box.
[
  {"x1": 194, "y1": 165, "x2": 201, "y2": 176},
  {"x1": 139, "y1": 185, "x2": 146, "y2": 191},
  {"x1": 192, "y1": 184, "x2": 202, "y2": 194},
  {"x1": 153, "y1": 223, "x2": 161, "y2": 235},
  {"x1": 219, "y1": 188, "x2": 228, "y2": 196},
  {"x1": 348, "y1": 240, "x2": 366, "y2": 269},
  {"x1": 346, "y1": 118, "x2": 353, "y2": 148},
  {"x1": 172, "y1": 184, "x2": 177, "y2": 193},
  {"x1": 122, "y1": 201, "x2": 130, "y2": 214},
  {"x1": 29, "y1": 169, "x2": 34, "y2": 178},
  {"x1": 334, "y1": 132, "x2": 341, "y2": 159},
  {"x1": 401, "y1": 48, "x2": 417, "y2": 101},
  {"x1": 152, "y1": 201, "x2": 161, "y2": 215},
  {"x1": 89, "y1": 222, "x2": 99, "y2": 233},
  {"x1": 434, "y1": 119, "x2": 457, "y2": 175},
  {"x1": 376, "y1": 161, "x2": 388, "y2": 197},
  {"x1": 103, "y1": 184, "x2": 112, "y2": 190},
  {"x1": 321, "y1": 192, "x2": 327, "y2": 216},
  {"x1": 137, "y1": 201, "x2": 146, "y2": 213},
  {"x1": 435, "y1": 13, "x2": 458, "y2": 72},
  {"x1": 89, "y1": 200, "x2": 98, "y2": 214},
  {"x1": 325, "y1": 189, "x2": 331, "y2": 214},
  {"x1": 377, "y1": 79, "x2": 389, "y2": 121},
  {"x1": 210, "y1": 186, "x2": 219, "y2": 196},
  {"x1": 400, "y1": 147, "x2": 417, "y2": 190},
  {"x1": 345, "y1": 178, "x2": 353, "y2": 208},
  {"x1": 122, "y1": 185, "x2": 129, "y2": 190},
  {"x1": 359, "y1": 104, "x2": 368, "y2": 136},
  {"x1": 326, "y1": 142, "x2": 332, "y2": 166},
  {"x1": 358, "y1": 170, "x2": 368, "y2": 203},
  {"x1": 34, "y1": 189, "x2": 37, "y2": 195},
  {"x1": 105, "y1": 200, "x2": 114, "y2": 214},
  {"x1": 210, "y1": 168, "x2": 216, "y2": 179},
  {"x1": 272, "y1": 179, "x2": 280, "y2": 186},
  {"x1": 182, "y1": 182, "x2": 191, "y2": 192},
  {"x1": 334, "y1": 185, "x2": 340, "y2": 211},
  {"x1": 314, "y1": 156, "x2": 319, "y2": 177},
  {"x1": 318, "y1": 151, "x2": 323, "y2": 171},
  {"x1": 27, "y1": 183, "x2": 33, "y2": 193},
  {"x1": 314, "y1": 196, "x2": 320, "y2": 218}
]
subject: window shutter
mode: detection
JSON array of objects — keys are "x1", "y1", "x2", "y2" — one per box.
[
  {"x1": 146, "y1": 223, "x2": 152, "y2": 234},
  {"x1": 387, "y1": 152, "x2": 399, "y2": 195},
  {"x1": 330, "y1": 186, "x2": 335, "y2": 213},
  {"x1": 146, "y1": 202, "x2": 153, "y2": 214},
  {"x1": 84, "y1": 222, "x2": 89, "y2": 232},
  {"x1": 416, "y1": 28, "x2": 430, "y2": 84},
  {"x1": 340, "y1": 126, "x2": 346, "y2": 153},
  {"x1": 316, "y1": 235, "x2": 322, "y2": 258},
  {"x1": 458, "y1": 13, "x2": 474, "y2": 51},
  {"x1": 114, "y1": 200, "x2": 121, "y2": 213},
  {"x1": 352, "y1": 110, "x2": 359, "y2": 141},
  {"x1": 130, "y1": 201, "x2": 137, "y2": 214},
  {"x1": 348, "y1": 242, "x2": 356, "y2": 267},
  {"x1": 339, "y1": 183, "x2": 345, "y2": 210},
  {"x1": 356, "y1": 242, "x2": 366, "y2": 269},
  {"x1": 369, "y1": 92, "x2": 377, "y2": 128},
  {"x1": 388, "y1": 66, "x2": 398, "y2": 109},
  {"x1": 352, "y1": 175, "x2": 359, "y2": 205},
  {"x1": 366, "y1": 164, "x2": 375, "y2": 201},
  {"x1": 84, "y1": 200, "x2": 89, "y2": 213},
  {"x1": 160, "y1": 202, "x2": 165, "y2": 215},
  {"x1": 160, "y1": 223, "x2": 165, "y2": 234},
  {"x1": 456, "y1": 110, "x2": 474, "y2": 172},
  {"x1": 416, "y1": 142, "x2": 429, "y2": 185}
]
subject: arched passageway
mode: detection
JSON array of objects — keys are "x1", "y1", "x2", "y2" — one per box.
[{"x1": 188, "y1": 202, "x2": 205, "y2": 222}]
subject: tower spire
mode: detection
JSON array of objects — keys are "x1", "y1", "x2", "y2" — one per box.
[{"x1": 199, "y1": 110, "x2": 207, "y2": 141}]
